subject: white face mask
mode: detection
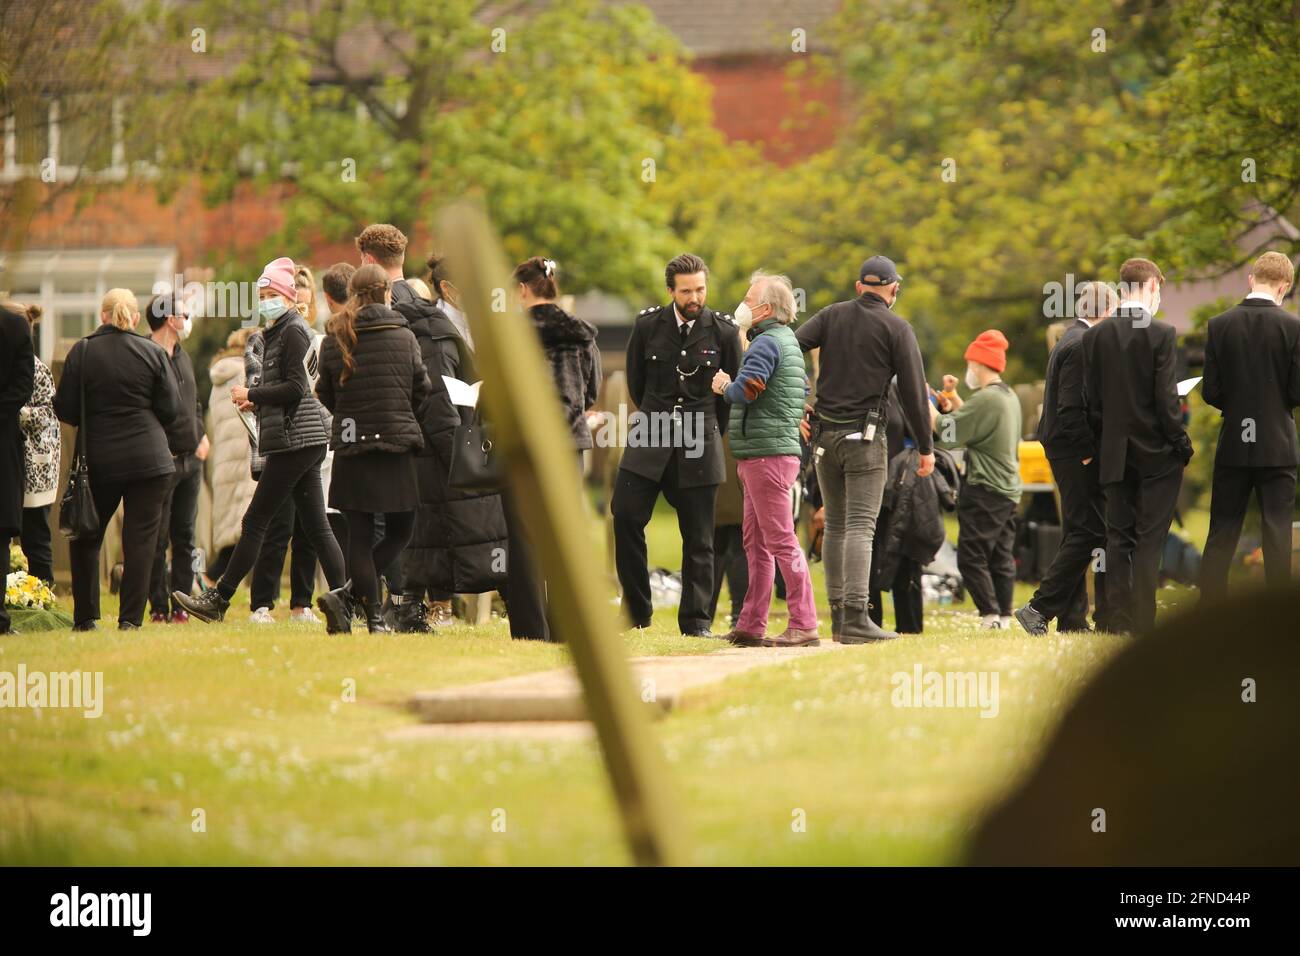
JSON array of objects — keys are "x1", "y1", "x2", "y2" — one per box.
[
  {"x1": 179, "y1": 315, "x2": 193, "y2": 340},
  {"x1": 965, "y1": 366, "x2": 982, "y2": 390},
  {"x1": 734, "y1": 301, "x2": 755, "y2": 331}
]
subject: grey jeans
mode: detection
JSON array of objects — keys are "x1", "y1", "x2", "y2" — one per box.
[{"x1": 814, "y1": 428, "x2": 888, "y2": 608}]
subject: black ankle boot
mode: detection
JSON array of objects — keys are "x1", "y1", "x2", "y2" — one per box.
[
  {"x1": 172, "y1": 587, "x2": 229, "y2": 624},
  {"x1": 837, "y1": 604, "x2": 898, "y2": 644},
  {"x1": 360, "y1": 597, "x2": 394, "y2": 634},
  {"x1": 316, "y1": 581, "x2": 355, "y2": 634},
  {"x1": 830, "y1": 602, "x2": 845, "y2": 642},
  {"x1": 392, "y1": 598, "x2": 432, "y2": 633}
]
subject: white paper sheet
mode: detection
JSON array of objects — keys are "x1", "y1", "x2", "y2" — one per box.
[
  {"x1": 443, "y1": 376, "x2": 483, "y2": 408},
  {"x1": 1177, "y1": 376, "x2": 1202, "y2": 397}
]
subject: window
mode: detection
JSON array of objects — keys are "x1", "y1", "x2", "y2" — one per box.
[{"x1": 0, "y1": 247, "x2": 177, "y2": 362}]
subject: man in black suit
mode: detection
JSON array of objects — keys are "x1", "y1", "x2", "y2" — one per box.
[
  {"x1": 1081, "y1": 258, "x2": 1193, "y2": 634},
  {"x1": 1016, "y1": 281, "x2": 1118, "y2": 635},
  {"x1": 612, "y1": 253, "x2": 742, "y2": 637},
  {"x1": 1199, "y1": 251, "x2": 1300, "y2": 601}
]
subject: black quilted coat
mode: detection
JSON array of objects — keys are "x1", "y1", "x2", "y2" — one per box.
[{"x1": 871, "y1": 446, "x2": 960, "y2": 589}]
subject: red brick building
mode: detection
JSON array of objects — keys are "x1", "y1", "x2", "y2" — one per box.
[{"x1": 2, "y1": 1, "x2": 845, "y2": 364}]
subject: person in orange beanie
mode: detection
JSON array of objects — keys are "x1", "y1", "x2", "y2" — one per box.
[{"x1": 930, "y1": 329, "x2": 1022, "y2": 628}]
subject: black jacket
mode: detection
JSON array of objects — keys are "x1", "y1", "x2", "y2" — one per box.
[
  {"x1": 873, "y1": 446, "x2": 959, "y2": 588},
  {"x1": 0, "y1": 304, "x2": 35, "y2": 535},
  {"x1": 1082, "y1": 306, "x2": 1192, "y2": 484},
  {"x1": 1038, "y1": 319, "x2": 1094, "y2": 462},
  {"x1": 249, "y1": 311, "x2": 331, "y2": 454},
  {"x1": 530, "y1": 303, "x2": 601, "y2": 450},
  {"x1": 160, "y1": 341, "x2": 205, "y2": 456},
  {"x1": 54, "y1": 324, "x2": 181, "y2": 485},
  {"x1": 622, "y1": 303, "x2": 741, "y2": 488},
  {"x1": 316, "y1": 304, "x2": 432, "y2": 456},
  {"x1": 391, "y1": 294, "x2": 467, "y2": 450},
  {"x1": 795, "y1": 291, "x2": 933, "y2": 454},
  {"x1": 1202, "y1": 297, "x2": 1300, "y2": 468}
]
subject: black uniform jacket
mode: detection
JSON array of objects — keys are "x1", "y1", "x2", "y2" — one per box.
[{"x1": 622, "y1": 303, "x2": 742, "y2": 488}]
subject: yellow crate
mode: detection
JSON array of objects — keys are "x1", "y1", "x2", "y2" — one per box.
[{"x1": 1019, "y1": 440, "x2": 1054, "y2": 486}]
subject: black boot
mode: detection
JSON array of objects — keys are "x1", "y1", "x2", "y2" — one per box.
[
  {"x1": 360, "y1": 597, "x2": 394, "y2": 634},
  {"x1": 392, "y1": 597, "x2": 432, "y2": 634},
  {"x1": 316, "y1": 581, "x2": 355, "y2": 634},
  {"x1": 172, "y1": 587, "x2": 229, "y2": 624},
  {"x1": 837, "y1": 604, "x2": 898, "y2": 644},
  {"x1": 830, "y1": 602, "x2": 845, "y2": 642}
]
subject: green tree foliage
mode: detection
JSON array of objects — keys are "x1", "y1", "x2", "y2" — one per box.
[
  {"x1": 145, "y1": 0, "x2": 728, "y2": 298},
  {"x1": 685, "y1": 0, "x2": 1180, "y2": 381},
  {"x1": 1139, "y1": 0, "x2": 1300, "y2": 277}
]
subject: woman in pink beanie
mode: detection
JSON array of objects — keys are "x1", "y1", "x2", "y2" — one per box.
[{"x1": 173, "y1": 257, "x2": 352, "y2": 632}]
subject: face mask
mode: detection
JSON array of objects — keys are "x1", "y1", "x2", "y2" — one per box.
[
  {"x1": 179, "y1": 315, "x2": 193, "y2": 340},
  {"x1": 259, "y1": 297, "x2": 289, "y2": 323},
  {"x1": 734, "y1": 301, "x2": 754, "y2": 331},
  {"x1": 965, "y1": 366, "x2": 982, "y2": 390}
]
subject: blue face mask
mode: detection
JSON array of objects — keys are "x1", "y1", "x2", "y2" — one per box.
[{"x1": 258, "y1": 296, "x2": 289, "y2": 323}]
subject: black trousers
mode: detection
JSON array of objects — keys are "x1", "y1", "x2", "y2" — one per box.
[
  {"x1": 870, "y1": 556, "x2": 924, "y2": 633},
  {"x1": 217, "y1": 445, "x2": 345, "y2": 601},
  {"x1": 502, "y1": 485, "x2": 550, "y2": 641},
  {"x1": 1199, "y1": 463, "x2": 1296, "y2": 602},
  {"x1": 1030, "y1": 455, "x2": 1109, "y2": 629},
  {"x1": 21, "y1": 505, "x2": 54, "y2": 585},
  {"x1": 342, "y1": 510, "x2": 415, "y2": 607},
  {"x1": 611, "y1": 456, "x2": 717, "y2": 633},
  {"x1": 70, "y1": 473, "x2": 171, "y2": 627},
  {"x1": 957, "y1": 482, "x2": 1018, "y2": 617},
  {"x1": 1103, "y1": 461, "x2": 1183, "y2": 634},
  {"x1": 708, "y1": 524, "x2": 748, "y2": 623},
  {"x1": 0, "y1": 534, "x2": 11, "y2": 632},
  {"x1": 250, "y1": 497, "x2": 318, "y2": 611},
  {"x1": 149, "y1": 453, "x2": 202, "y2": 614}
]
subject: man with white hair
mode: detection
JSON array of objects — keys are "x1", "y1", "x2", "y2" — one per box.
[{"x1": 711, "y1": 272, "x2": 819, "y2": 646}]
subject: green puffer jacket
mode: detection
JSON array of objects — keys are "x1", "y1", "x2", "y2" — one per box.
[{"x1": 729, "y1": 320, "x2": 806, "y2": 460}]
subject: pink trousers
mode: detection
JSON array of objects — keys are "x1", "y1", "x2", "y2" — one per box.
[{"x1": 736, "y1": 455, "x2": 819, "y2": 634}]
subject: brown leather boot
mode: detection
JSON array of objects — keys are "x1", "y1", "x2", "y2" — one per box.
[
  {"x1": 763, "y1": 627, "x2": 821, "y2": 647},
  {"x1": 722, "y1": 628, "x2": 765, "y2": 647}
]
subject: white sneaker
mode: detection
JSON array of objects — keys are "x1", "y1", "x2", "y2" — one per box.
[
  {"x1": 999, "y1": 615, "x2": 1013, "y2": 630},
  {"x1": 249, "y1": 607, "x2": 275, "y2": 624},
  {"x1": 980, "y1": 614, "x2": 1003, "y2": 629},
  {"x1": 289, "y1": 606, "x2": 321, "y2": 624}
]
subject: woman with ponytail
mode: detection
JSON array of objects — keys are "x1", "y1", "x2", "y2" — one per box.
[
  {"x1": 53, "y1": 288, "x2": 182, "y2": 630},
  {"x1": 174, "y1": 258, "x2": 351, "y2": 632},
  {"x1": 314, "y1": 264, "x2": 432, "y2": 632}
]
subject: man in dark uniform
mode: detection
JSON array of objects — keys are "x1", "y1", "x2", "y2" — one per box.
[
  {"x1": 1015, "y1": 281, "x2": 1117, "y2": 635},
  {"x1": 1199, "y1": 251, "x2": 1300, "y2": 601},
  {"x1": 612, "y1": 253, "x2": 742, "y2": 637}
]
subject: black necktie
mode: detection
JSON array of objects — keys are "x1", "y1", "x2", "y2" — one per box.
[{"x1": 680, "y1": 321, "x2": 690, "y2": 342}]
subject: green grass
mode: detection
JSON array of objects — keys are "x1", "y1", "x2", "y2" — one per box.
[{"x1": 0, "y1": 502, "x2": 1200, "y2": 865}]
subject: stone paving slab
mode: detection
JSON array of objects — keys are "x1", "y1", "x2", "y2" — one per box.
[{"x1": 406, "y1": 642, "x2": 844, "y2": 724}]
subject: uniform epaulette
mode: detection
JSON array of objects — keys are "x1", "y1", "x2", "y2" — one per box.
[
  {"x1": 718, "y1": 312, "x2": 735, "y2": 325},
  {"x1": 638, "y1": 305, "x2": 659, "y2": 316}
]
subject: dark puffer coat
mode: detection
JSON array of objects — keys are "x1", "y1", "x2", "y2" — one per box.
[
  {"x1": 249, "y1": 310, "x2": 330, "y2": 454},
  {"x1": 315, "y1": 303, "x2": 431, "y2": 456},
  {"x1": 871, "y1": 446, "x2": 960, "y2": 589},
  {"x1": 529, "y1": 303, "x2": 601, "y2": 450},
  {"x1": 391, "y1": 294, "x2": 508, "y2": 595}
]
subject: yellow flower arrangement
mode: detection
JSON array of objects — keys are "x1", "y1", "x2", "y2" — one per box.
[{"x1": 5, "y1": 570, "x2": 56, "y2": 611}]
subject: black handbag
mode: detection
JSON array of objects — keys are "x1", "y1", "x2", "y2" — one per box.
[
  {"x1": 59, "y1": 342, "x2": 100, "y2": 540},
  {"x1": 448, "y1": 408, "x2": 502, "y2": 492}
]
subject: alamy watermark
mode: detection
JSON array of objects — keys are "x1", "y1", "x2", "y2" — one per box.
[
  {"x1": 890, "y1": 664, "x2": 999, "y2": 718},
  {"x1": 0, "y1": 665, "x2": 103, "y2": 718}
]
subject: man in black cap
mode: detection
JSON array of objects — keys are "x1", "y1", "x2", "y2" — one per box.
[
  {"x1": 796, "y1": 255, "x2": 934, "y2": 643},
  {"x1": 612, "y1": 253, "x2": 742, "y2": 637}
]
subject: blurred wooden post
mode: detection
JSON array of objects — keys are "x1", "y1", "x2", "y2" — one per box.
[{"x1": 440, "y1": 202, "x2": 687, "y2": 867}]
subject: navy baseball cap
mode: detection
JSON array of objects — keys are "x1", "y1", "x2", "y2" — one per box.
[{"x1": 859, "y1": 255, "x2": 901, "y2": 285}]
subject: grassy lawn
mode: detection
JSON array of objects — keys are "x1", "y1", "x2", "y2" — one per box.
[{"x1": 0, "y1": 500, "x2": 1200, "y2": 865}]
